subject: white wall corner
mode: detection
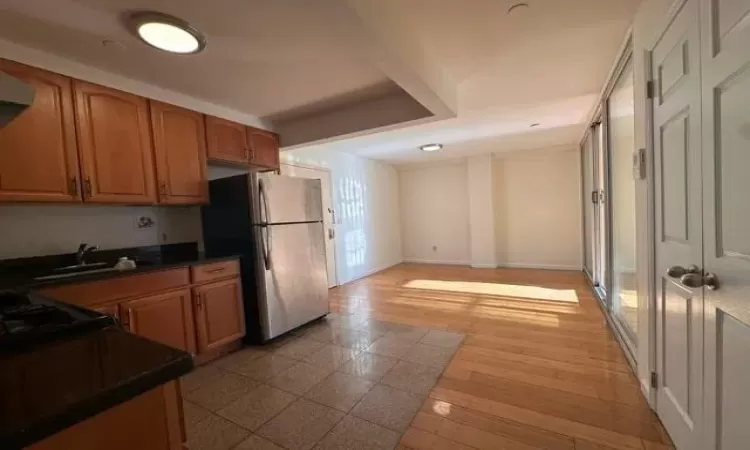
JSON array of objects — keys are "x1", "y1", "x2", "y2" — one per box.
[{"x1": 467, "y1": 154, "x2": 497, "y2": 268}]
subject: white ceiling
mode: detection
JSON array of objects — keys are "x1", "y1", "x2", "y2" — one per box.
[
  {"x1": 286, "y1": 0, "x2": 639, "y2": 164},
  {"x1": 0, "y1": 0, "x2": 639, "y2": 164},
  {"x1": 0, "y1": 0, "x2": 390, "y2": 118}
]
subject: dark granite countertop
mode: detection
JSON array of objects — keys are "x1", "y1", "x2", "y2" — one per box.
[
  {"x1": 0, "y1": 326, "x2": 193, "y2": 449},
  {"x1": 0, "y1": 243, "x2": 241, "y2": 291}
]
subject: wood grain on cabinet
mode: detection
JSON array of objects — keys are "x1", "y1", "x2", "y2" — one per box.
[
  {"x1": 73, "y1": 80, "x2": 156, "y2": 204},
  {"x1": 193, "y1": 278, "x2": 245, "y2": 353},
  {"x1": 150, "y1": 101, "x2": 208, "y2": 205},
  {"x1": 0, "y1": 59, "x2": 81, "y2": 203},
  {"x1": 205, "y1": 115, "x2": 249, "y2": 164},
  {"x1": 190, "y1": 259, "x2": 240, "y2": 284},
  {"x1": 247, "y1": 127, "x2": 280, "y2": 170},
  {"x1": 37, "y1": 268, "x2": 190, "y2": 309},
  {"x1": 27, "y1": 381, "x2": 184, "y2": 450},
  {"x1": 120, "y1": 288, "x2": 196, "y2": 353}
]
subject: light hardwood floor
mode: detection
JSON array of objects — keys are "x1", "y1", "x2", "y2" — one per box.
[{"x1": 329, "y1": 263, "x2": 674, "y2": 450}]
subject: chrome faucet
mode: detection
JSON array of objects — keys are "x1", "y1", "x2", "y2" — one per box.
[{"x1": 76, "y1": 243, "x2": 98, "y2": 266}]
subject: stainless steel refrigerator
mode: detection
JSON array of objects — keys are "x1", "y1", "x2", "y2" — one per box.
[{"x1": 201, "y1": 172, "x2": 329, "y2": 342}]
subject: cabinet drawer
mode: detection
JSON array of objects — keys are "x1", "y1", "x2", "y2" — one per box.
[
  {"x1": 191, "y1": 260, "x2": 239, "y2": 284},
  {"x1": 37, "y1": 267, "x2": 190, "y2": 308}
]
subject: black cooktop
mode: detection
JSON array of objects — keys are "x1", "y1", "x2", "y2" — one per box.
[{"x1": 0, "y1": 290, "x2": 115, "y2": 353}]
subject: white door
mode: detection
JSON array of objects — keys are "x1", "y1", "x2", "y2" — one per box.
[
  {"x1": 651, "y1": 1, "x2": 704, "y2": 448},
  {"x1": 700, "y1": 0, "x2": 750, "y2": 448},
  {"x1": 280, "y1": 163, "x2": 338, "y2": 288}
]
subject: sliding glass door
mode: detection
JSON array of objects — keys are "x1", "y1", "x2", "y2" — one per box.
[
  {"x1": 581, "y1": 119, "x2": 608, "y2": 304},
  {"x1": 580, "y1": 47, "x2": 637, "y2": 355},
  {"x1": 607, "y1": 56, "x2": 637, "y2": 343}
]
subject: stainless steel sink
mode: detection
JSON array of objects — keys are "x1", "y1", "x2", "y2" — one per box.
[
  {"x1": 52, "y1": 262, "x2": 109, "y2": 272},
  {"x1": 34, "y1": 267, "x2": 118, "y2": 281}
]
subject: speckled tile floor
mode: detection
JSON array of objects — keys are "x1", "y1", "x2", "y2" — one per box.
[{"x1": 181, "y1": 313, "x2": 464, "y2": 450}]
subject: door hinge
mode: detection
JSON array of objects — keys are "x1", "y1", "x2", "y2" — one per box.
[
  {"x1": 650, "y1": 371, "x2": 658, "y2": 389},
  {"x1": 646, "y1": 80, "x2": 655, "y2": 99}
]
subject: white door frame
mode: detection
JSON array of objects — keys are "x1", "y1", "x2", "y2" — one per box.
[
  {"x1": 642, "y1": 0, "x2": 691, "y2": 411},
  {"x1": 280, "y1": 161, "x2": 339, "y2": 288}
]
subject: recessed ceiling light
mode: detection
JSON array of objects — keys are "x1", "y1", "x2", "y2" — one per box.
[
  {"x1": 420, "y1": 144, "x2": 443, "y2": 152},
  {"x1": 128, "y1": 12, "x2": 206, "y2": 54}
]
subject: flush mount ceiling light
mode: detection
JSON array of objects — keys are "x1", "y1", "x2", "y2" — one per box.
[
  {"x1": 127, "y1": 12, "x2": 205, "y2": 54},
  {"x1": 420, "y1": 144, "x2": 443, "y2": 152}
]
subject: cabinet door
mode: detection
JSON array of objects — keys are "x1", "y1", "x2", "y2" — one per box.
[
  {"x1": 73, "y1": 81, "x2": 157, "y2": 204},
  {"x1": 205, "y1": 116, "x2": 249, "y2": 164},
  {"x1": 248, "y1": 127, "x2": 280, "y2": 170},
  {"x1": 120, "y1": 288, "x2": 196, "y2": 353},
  {"x1": 193, "y1": 278, "x2": 245, "y2": 353},
  {"x1": 150, "y1": 101, "x2": 208, "y2": 204},
  {"x1": 0, "y1": 60, "x2": 81, "y2": 203}
]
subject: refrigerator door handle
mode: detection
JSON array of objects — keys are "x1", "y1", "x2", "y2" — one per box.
[
  {"x1": 261, "y1": 225, "x2": 271, "y2": 270},
  {"x1": 259, "y1": 178, "x2": 270, "y2": 225}
]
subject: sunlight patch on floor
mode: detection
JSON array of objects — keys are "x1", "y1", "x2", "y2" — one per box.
[{"x1": 403, "y1": 279, "x2": 579, "y2": 303}]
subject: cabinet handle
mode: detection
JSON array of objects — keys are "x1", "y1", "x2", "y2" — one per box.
[
  {"x1": 69, "y1": 177, "x2": 78, "y2": 196},
  {"x1": 83, "y1": 177, "x2": 92, "y2": 198},
  {"x1": 244, "y1": 147, "x2": 250, "y2": 161},
  {"x1": 195, "y1": 293, "x2": 202, "y2": 309},
  {"x1": 120, "y1": 310, "x2": 131, "y2": 330},
  {"x1": 159, "y1": 181, "x2": 167, "y2": 197}
]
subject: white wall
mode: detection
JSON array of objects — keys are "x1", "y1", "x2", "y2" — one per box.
[
  {"x1": 494, "y1": 148, "x2": 582, "y2": 270},
  {"x1": 0, "y1": 39, "x2": 269, "y2": 129},
  {"x1": 281, "y1": 149, "x2": 402, "y2": 285},
  {"x1": 397, "y1": 147, "x2": 582, "y2": 270},
  {"x1": 467, "y1": 155, "x2": 497, "y2": 268},
  {"x1": 399, "y1": 161, "x2": 470, "y2": 265},
  {"x1": 0, "y1": 205, "x2": 202, "y2": 259}
]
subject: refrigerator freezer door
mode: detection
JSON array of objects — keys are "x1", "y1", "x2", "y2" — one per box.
[
  {"x1": 259, "y1": 221, "x2": 328, "y2": 339},
  {"x1": 258, "y1": 175, "x2": 323, "y2": 224}
]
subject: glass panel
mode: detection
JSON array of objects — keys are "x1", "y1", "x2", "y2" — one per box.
[
  {"x1": 582, "y1": 136, "x2": 595, "y2": 278},
  {"x1": 608, "y1": 57, "x2": 638, "y2": 342},
  {"x1": 595, "y1": 122, "x2": 607, "y2": 297}
]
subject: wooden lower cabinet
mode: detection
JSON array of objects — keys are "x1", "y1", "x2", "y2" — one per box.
[
  {"x1": 28, "y1": 381, "x2": 184, "y2": 450},
  {"x1": 193, "y1": 278, "x2": 245, "y2": 353},
  {"x1": 120, "y1": 288, "x2": 196, "y2": 354},
  {"x1": 90, "y1": 303, "x2": 119, "y2": 320}
]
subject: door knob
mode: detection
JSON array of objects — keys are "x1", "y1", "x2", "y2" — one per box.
[
  {"x1": 666, "y1": 265, "x2": 700, "y2": 278},
  {"x1": 679, "y1": 272, "x2": 720, "y2": 290},
  {"x1": 704, "y1": 273, "x2": 719, "y2": 291}
]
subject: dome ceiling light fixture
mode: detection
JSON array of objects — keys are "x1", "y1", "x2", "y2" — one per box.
[
  {"x1": 127, "y1": 11, "x2": 206, "y2": 54},
  {"x1": 420, "y1": 144, "x2": 443, "y2": 152}
]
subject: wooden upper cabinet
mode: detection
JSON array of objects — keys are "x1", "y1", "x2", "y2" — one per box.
[
  {"x1": 0, "y1": 60, "x2": 81, "y2": 203},
  {"x1": 205, "y1": 115, "x2": 249, "y2": 164},
  {"x1": 247, "y1": 127, "x2": 280, "y2": 170},
  {"x1": 120, "y1": 288, "x2": 196, "y2": 354},
  {"x1": 73, "y1": 81, "x2": 156, "y2": 204},
  {"x1": 150, "y1": 101, "x2": 208, "y2": 205},
  {"x1": 193, "y1": 278, "x2": 245, "y2": 353}
]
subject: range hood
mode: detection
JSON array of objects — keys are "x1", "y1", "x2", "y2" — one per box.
[{"x1": 0, "y1": 71, "x2": 34, "y2": 128}]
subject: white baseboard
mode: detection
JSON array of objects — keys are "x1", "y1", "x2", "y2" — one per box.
[
  {"x1": 403, "y1": 258, "x2": 471, "y2": 266},
  {"x1": 402, "y1": 259, "x2": 581, "y2": 271},
  {"x1": 499, "y1": 262, "x2": 582, "y2": 271}
]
